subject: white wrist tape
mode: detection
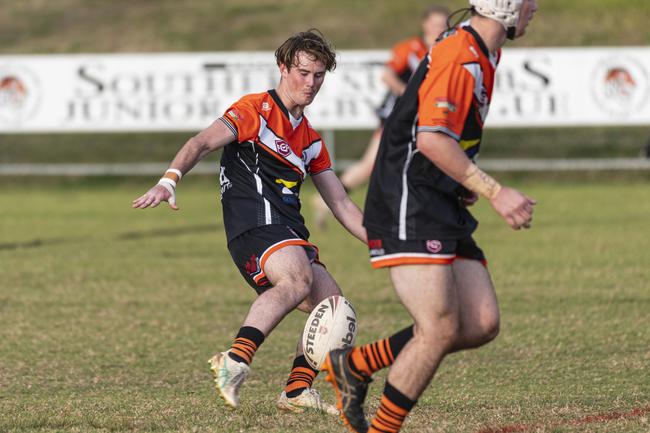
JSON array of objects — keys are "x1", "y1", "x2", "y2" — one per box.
[{"x1": 157, "y1": 177, "x2": 176, "y2": 194}]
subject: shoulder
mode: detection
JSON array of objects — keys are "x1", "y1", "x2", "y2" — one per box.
[
  {"x1": 430, "y1": 29, "x2": 479, "y2": 68},
  {"x1": 232, "y1": 91, "x2": 271, "y2": 111},
  {"x1": 302, "y1": 116, "x2": 323, "y2": 141}
]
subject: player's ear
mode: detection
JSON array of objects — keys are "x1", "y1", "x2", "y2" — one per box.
[{"x1": 279, "y1": 63, "x2": 289, "y2": 79}]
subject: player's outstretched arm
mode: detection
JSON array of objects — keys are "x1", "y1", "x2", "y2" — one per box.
[
  {"x1": 132, "y1": 119, "x2": 236, "y2": 210},
  {"x1": 311, "y1": 170, "x2": 367, "y2": 243},
  {"x1": 416, "y1": 131, "x2": 536, "y2": 230}
]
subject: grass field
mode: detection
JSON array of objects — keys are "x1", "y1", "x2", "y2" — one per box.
[{"x1": 1, "y1": 178, "x2": 649, "y2": 433}]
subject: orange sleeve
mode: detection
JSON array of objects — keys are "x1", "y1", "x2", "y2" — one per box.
[
  {"x1": 307, "y1": 138, "x2": 332, "y2": 175},
  {"x1": 219, "y1": 99, "x2": 261, "y2": 143},
  {"x1": 386, "y1": 42, "x2": 410, "y2": 75},
  {"x1": 417, "y1": 62, "x2": 475, "y2": 141}
]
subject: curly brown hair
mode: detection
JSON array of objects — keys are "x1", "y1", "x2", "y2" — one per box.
[{"x1": 275, "y1": 29, "x2": 337, "y2": 72}]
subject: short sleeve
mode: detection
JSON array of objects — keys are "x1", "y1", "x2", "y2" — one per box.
[
  {"x1": 219, "y1": 99, "x2": 261, "y2": 143},
  {"x1": 306, "y1": 139, "x2": 332, "y2": 176},
  {"x1": 386, "y1": 42, "x2": 410, "y2": 75},
  {"x1": 417, "y1": 62, "x2": 475, "y2": 141}
]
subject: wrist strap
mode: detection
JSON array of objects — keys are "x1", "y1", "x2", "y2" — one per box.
[
  {"x1": 461, "y1": 164, "x2": 502, "y2": 200},
  {"x1": 163, "y1": 168, "x2": 182, "y2": 183}
]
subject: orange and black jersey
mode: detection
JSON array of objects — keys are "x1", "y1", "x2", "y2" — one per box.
[
  {"x1": 377, "y1": 36, "x2": 429, "y2": 121},
  {"x1": 387, "y1": 36, "x2": 429, "y2": 83},
  {"x1": 219, "y1": 89, "x2": 331, "y2": 242},
  {"x1": 364, "y1": 26, "x2": 500, "y2": 240}
]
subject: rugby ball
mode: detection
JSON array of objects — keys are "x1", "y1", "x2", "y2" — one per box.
[{"x1": 302, "y1": 295, "x2": 357, "y2": 370}]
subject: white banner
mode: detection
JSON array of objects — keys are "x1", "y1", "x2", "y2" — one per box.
[{"x1": 0, "y1": 48, "x2": 649, "y2": 133}]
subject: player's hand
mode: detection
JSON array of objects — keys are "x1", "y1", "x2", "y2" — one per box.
[
  {"x1": 132, "y1": 184, "x2": 179, "y2": 210},
  {"x1": 489, "y1": 186, "x2": 536, "y2": 230},
  {"x1": 460, "y1": 191, "x2": 479, "y2": 207}
]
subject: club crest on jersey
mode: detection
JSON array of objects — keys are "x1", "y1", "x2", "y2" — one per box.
[
  {"x1": 261, "y1": 102, "x2": 271, "y2": 111},
  {"x1": 426, "y1": 240, "x2": 443, "y2": 253},
  {"x1": 275, "y1": 139, "x2": 291, "y2": 157}
]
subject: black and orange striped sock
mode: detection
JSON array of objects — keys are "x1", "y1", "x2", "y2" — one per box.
[
  {"x1": 227, "y1": 326, "x2": 265, "y2": 366},
  {"x1": 368, "y1": 381, "x2": 416, "y2": 433},
  {"x1": 284, "y1": 355, "x2": 318, "y2": 397},
  {"x1": 349, "y1": 325, "x2": 414, "y2": 377}
]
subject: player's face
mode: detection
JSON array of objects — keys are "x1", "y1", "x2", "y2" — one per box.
[
  {"x1": 515, "y1": 0, "x2": 538, "y2": 38},
  {"x1": 280, "y1": 51, "x2": 327, "y2": 107},
  {"x1": 422, "y1": 13, "x2": 448, "y2": 45}
]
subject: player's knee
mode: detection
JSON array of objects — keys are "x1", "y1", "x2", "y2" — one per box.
[
  {"x1": 414, "y1": 313, "x2": 460, "y2": 351},
  {"x1": 480, "y1": 312, "x2": 500, "y2": 344},
  {"x1": 281, "y1": 270, "x2": 313, "y2": 302}
]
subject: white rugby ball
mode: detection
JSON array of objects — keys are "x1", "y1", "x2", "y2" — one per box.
[{"x1": 302, "y1": 295, "x2": 358, "y2": 370}]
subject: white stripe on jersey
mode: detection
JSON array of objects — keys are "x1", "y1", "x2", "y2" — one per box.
[
  {"x1": 258, "y1": 115, "x2": 307, "y2": 177},
  {"x1": 398, "y1": 114, "x2": 419, "y2": 241},
  {"x1": 302, "y1": 140, "x2": 323, "y2": 170},
  {"x1": 238, "y1": 146, "x2": 272, "y2": 225},
  {"x1": 462, "y1": 62, "x2": 490, "y2": 122}
]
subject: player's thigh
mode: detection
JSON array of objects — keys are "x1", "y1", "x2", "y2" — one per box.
[
  {"x1": 264, "y1": 245, "x2": 314, "y2": 292},
  {"x1": 453, "y1": 258, "x2": 499, "y2": 334},
  {"x1": 389, "y1": 264, "x2": 457, "y2": 334},
  {"x1": 296, "y1": 263, "x2": 342, "y2": 313}
]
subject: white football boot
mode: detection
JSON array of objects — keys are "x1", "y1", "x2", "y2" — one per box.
[
  {"x1": 276, "y1": 388, "x2": 339, "y2": 415},
  {"x1": 208, "y1": 350, "x2": 250, "y2": 408}
]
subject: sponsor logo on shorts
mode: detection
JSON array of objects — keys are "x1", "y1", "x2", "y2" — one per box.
[
  {"x1": 426, "y1": 240, "x2": 443, "y2": 253},
  {"x1": 368, "y1": 239, "x2": 385, "y2": 256},
  {"x1": 245, "y1": 254, "x2": 260, "y2": 275},
  {"x1": 275, "y1": 139, "x2": 291, "y2": 157}
]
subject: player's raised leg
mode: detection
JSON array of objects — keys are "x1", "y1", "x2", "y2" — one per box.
[
  {"x1": 209, "y1": 245, "x2": 313, "y2": 408},
  {"x1": 277, "y1": 263, "x2": 340, "y2": 415}
]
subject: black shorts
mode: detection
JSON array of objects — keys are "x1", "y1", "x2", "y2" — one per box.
[
  {"x1": 228, "y1": 224, "x2": 322, "y2": 293},
  {"x1": 367, "y1": 231, "x2": 486, "y2": 269}
]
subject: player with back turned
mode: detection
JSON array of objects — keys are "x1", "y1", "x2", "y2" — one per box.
[
  {"x1": 133, "y1": 30, "x2": 366, "y2": 415},
  {"x1": 322, "y1": 1, "x2": 539, "y2": 432},
  {"x1": 313, "y1": 5, "x2": 450, "y2": 228}
]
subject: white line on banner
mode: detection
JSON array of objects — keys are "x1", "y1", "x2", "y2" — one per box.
[{"x1": 1, "y1": 159, "x2": 650, "y2": 176}]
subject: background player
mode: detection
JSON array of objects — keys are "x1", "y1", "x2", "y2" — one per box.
[
  {"x1": 313, "y1": 5, "x2": 449, "y2": 228},
  {"x1": 133, "y1": 30, "x2": 366, "y2": 415},
  {"x1": 322, "y1": 1, "x2": 539, "y2": 432}
]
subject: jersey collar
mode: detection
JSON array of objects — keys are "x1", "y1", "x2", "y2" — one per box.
[
  {"x1": 268, "y1": 89, "x2": 303, "y2": 129},
  {"x1": 463, "y1": 26, "x2": 490, "y2": 60}
]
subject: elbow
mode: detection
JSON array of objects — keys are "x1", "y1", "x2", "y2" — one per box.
[{"x1": 189, "y1": 135, "x2": 213, "y2": 154}]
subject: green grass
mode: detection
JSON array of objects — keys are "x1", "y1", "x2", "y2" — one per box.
[
  {"x1": 1, "y1": 0, "x2": 649, "y2": 55},
  {"x1": 1, "y1": 178, "x2": 649, "y2": 432}
]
